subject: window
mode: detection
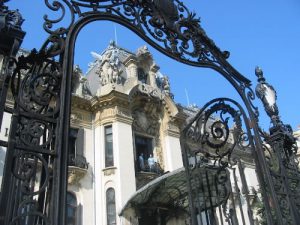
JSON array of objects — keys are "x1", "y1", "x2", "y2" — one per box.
[
  {"x1": 67, "y1": 192, "x2": 77, "y2": 225},
  {"x1": 69, "y1": 128, "x2": 87, "y2": 168},
  {"x1": 106, "y1": 188, "x2": 116, "y2": 225},
  {"x1": 135, "y1": 135, "x2": 154, "y2": 172},
  {"x1": 138, "y1": 68, "x2": 148, "y2": 84},
  {"x1": 105, "y1": 125, "x2": 113, "y2": 167},
  {"x1": 69, "y1": 128, "x2": 78, "y2": 156}
]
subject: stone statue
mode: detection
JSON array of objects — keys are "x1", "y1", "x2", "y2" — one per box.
[
  {"x1": 72, "y1": 65, "x2": 92, "y2": 97},
  {"x1": 136, "y1": 45, "x2": 153, "y2": 62},
  {"x1": 72, "y1": 65, "x2": 82, "y2": 93},
  {"x1": 162, "y1": 76, "x2": 170, "y2": 95},
  {"x1": 96, "y1": 41, "x2": 122, "y2": 86}
]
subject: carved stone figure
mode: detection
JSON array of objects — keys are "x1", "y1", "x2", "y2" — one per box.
[
  {"x1": 72, "y1": 65, "x2": 82, "y2": 93},
  {"x1": 162, "y1": 76, "x2": 170, "y2": 95},
  {"x1": 96, "y1": 41, "x2": 122, "y2": 86},
  {"x1": 72, "y1": 65, "x2": 92, "y2": 97}
]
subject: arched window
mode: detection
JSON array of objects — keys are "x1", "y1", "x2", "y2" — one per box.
[
  {"x1": 67, "y1": 192, "x2": 77, "y2": 225},
  {"x1": 106, "y1": 188, "x2": 116, "y2": 225}
]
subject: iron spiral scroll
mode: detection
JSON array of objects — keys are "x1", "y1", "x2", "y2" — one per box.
[
  {"x1": 1, "y1": 0, "x2": 299, "y2": 225},
  {"x1": 1, "y1": 0, "x2": 260, "y2": 224},
  {"x1": 0, "y1": 48, "x2": 61, "y2": 224},
  {"x1": 181, "y1": 98, "x2": 256, "y2": 225}
]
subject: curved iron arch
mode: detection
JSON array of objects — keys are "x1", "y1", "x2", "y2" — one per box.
[
  {"x1": 0, "y1": 1, "x2": 286, "y2": 225},
  {"x1": 56, "y1": 9, "x2": 271, "y2": 225}
]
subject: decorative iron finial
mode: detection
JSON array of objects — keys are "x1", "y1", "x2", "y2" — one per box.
[
  {"x1": 255, "y1": 66, "x2": 280, "y2": 126},
  {"x1": 255, "y1": 66, "x2": 265, "y2": 82}
]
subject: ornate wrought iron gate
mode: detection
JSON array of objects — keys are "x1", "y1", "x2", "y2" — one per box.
[{"x1": 0, "y1": 1, "x2": 299, "y2": 225}]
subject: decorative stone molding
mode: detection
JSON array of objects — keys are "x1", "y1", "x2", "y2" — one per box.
[
  {"x1": 102, "y1": 167, "x2": 117, "y2": 176},
  {"x1": 96, "y1": 106, "x2": 132, "y2": 126},
  {"x1": 70, "y1": 112, "x2": 84, "y2": 121},
  {"x1": 72, "y1": 95, "x2": 92, "y2": 111},
  {"x1": 129, "y1": 84, "x2": 163, "y2": 101},
  {"x1": 164, "y1": 121, "x2": 181, "y2": 138},
  {"x1": 132, "y1": 100, "x2": 161, "y2": 136},
  {"x1": 68, "y1": 166, "x2": 88, "y2": 185},
  {"x1": 70, "y1": 109, "x2": 92, "y2": 128}
]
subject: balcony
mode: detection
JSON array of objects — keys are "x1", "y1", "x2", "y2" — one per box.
[
  {"x1": 68, "y1": 154, "x2": 88, "y2": 185},
  {"x1": 136, "y1": 162, "x2": 164, "y2": 190}
]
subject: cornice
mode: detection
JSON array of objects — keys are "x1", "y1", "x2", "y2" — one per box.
[
  {"x1": 91, "y1": 90, "x2": 130, "y2": 112},
  {"x1": 123, "y1": 54, "x2": 137, "y2": 66},
  {"x1": 71, "y1": 95, "x2": 92, "y2": 111},
  {"x1": 164, "y1": 129, "x2": 181, "y2": 138}
]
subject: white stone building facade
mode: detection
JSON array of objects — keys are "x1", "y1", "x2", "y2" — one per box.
[{"x1": 0, "y1": 41, "x2": 267, "y2": 225}]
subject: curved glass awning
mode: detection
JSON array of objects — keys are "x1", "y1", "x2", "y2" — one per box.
[{"x1": 120, "y1": 165, "x2": 230, "y2": 219}]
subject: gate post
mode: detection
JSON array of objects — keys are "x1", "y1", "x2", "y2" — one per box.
[
  {"x1": 0, "y1": 2, "x2": 25, "y2": 129},
  {"x1": 255, "y1": 67, "x2": 299, "y2": 224}
]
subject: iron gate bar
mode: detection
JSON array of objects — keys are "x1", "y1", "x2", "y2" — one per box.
[{"x1": 0, "y1": 0, "x2": 299, "y2": 225}]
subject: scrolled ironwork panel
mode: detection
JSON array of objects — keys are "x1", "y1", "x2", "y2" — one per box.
[
  {"x1": 1, "y1": 1, "x2": 294, "y2": 225},
  {"x1": 0, "y1": 48, "x2": 62, "y2": 224},
  {"x1": 181, "y1": 98, "x2": 257, "y2": 225}
]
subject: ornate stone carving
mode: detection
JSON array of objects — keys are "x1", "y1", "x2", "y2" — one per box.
[
  {"x1": 132, "y1": 101, "x2": 161, "y2": 136},
  {"x1": 141, "y1": 84, "x2": 161, "y2": 99},
  {"x1": 72, "y1": 65, "x2": 92, "y2": 97},
  {"x1": 96, "y1": 41, "x2": 123, "y2": 86},
  {"x1": 136, "y1": 45, "x2": 153, "y2": 61},
  {"x1": 68, "y1": 167, "x2": 87, "y2": 185},
  {"x1": 70, "y1": 112, "x2": 83, "y2": 121},
  {"x1": 103, "y1": 167, "x2": 116, "y2": 176},
  {"x1": 161, "y1": 76, "x2": 170, "y2": 95}
]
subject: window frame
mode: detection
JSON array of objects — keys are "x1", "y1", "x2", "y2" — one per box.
[
  {"x1": 104, "y1": 125, "x2": 114, "y2": 168},
  {"x1": 134, "y1": 134, "x2": 154, "y2": 172},
  {"x1": 106, "y1": 188, "x2": 116, "y2": 225},
  {"x1": 66, "y1": 191, "x2": 77, "y2": 225}
]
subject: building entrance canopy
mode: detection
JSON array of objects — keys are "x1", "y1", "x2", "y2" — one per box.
[{"x1": 120, "y1": 165, "x2": 230, "y2": 220}]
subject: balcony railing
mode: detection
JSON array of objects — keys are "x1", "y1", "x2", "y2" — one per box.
[
  {"x1": 68, "y1": 154, "x2": 88, "y2": 169},
  {"x1": 135, "y1": 161, "x2": 164, "y2": 189},
  {"x1": 68, "y1": 154, "x2": 88, "y2": 185}
]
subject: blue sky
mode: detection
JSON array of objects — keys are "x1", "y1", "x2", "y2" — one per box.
[{"x1": 7, "y1": 0, "x2": 300, "y2": 130}]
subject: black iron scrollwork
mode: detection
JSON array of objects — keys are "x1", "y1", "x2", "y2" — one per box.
[
  {"x1": 2, "y1": 0, "x2": 290, "y2": 225},
  {"x1": 255, "y1": 67, "x2": 300, "y2": 225},
  {"x1": 184, "y1": 98, "x2": 247, "y2": 166},
  {"x1": 0, "y1": 37, "x2": 62, "y2": 225},
  {"x1": 181, "y1": 98, "x2": 256, "y2": 225},
  {"x1": 12, "y1": 51, "x2": 61, "y2": 116},
  {"x1": 40, "y1": 0, "x2": 250, "y2": 84}
]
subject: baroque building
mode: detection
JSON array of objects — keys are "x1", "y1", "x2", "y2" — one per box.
[
  {"x1": 67, "y1": 41, "x2": 185, "y2": 225},
  {"x1": 1, "y1": 41, "x2": 284, "y2": 225}
]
